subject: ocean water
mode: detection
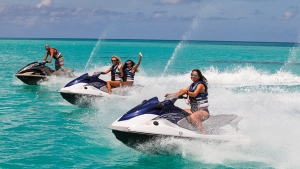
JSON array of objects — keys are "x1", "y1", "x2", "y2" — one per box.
[{"x1": 1, "y1": 38, "x2": 300, "y2": 168}]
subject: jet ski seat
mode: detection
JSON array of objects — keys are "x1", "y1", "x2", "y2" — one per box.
[{"x1": 177, "y1": 114, "x2": 243, "y2": 133}]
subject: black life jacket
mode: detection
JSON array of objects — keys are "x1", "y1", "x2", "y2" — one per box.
[{"x1": 111, "y1": 64, "x2": 121, "y2": 81}]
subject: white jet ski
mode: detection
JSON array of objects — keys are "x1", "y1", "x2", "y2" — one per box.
[
  {"x1": 59, "y1": 73, "x2": 142, "y2": 107},
  {"x1": 109, "y1": 94, "x2": 244, "y2": 154}
]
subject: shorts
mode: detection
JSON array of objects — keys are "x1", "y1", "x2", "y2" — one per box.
[
  {"x1": 55, "y1": 56, "x2": 65, "y2": 71},
  {"x1": 190, "y1": 103, "x2": 209, "y2": 114}
]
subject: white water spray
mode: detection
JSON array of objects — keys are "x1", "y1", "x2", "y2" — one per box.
[
  {"x1": 162, "y1": 4, "x2": 215, "y2": 76},
  {"x1": 282, "y1": 32, "x2": 300, "y2": 70},
  {"x1": 84, "y1": 18, "x2": 119, "y2": 72}
]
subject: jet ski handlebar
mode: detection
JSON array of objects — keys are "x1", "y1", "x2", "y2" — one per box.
[
  {"x1": 164, "y1": 93, "x2": 187, "y2": 104},
  {"x1": 178, "y1": 95, "x2": 187, "y2": 99},
  {"x1": 40, "y1": 61, "x2": 47, "y2": 66}
]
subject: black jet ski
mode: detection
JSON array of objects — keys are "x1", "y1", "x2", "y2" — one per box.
[
  {"x1": 109, "y1": 94, "x2": 244, "y2": 154},
  {"x1": 15, "y1": 61, "x2": 75, "y2": 85}
]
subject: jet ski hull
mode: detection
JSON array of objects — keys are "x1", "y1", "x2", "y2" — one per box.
[
  {"x1": 113, "y1": 130, "x2": 156, "y2": 147},
  {"x1": 15, "y1": 74, "x2": 47, "y2": 85},
  {"x1": 112, "y1": 129, "x2": 227, "y2": 155},
  {"x1": 60, "y1": 92, "x2": 103, "y2": 107},
  {"x1": 112, "y1": 130, "x2": 207, "y2": 146}
]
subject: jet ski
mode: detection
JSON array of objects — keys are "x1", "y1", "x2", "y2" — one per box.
[
  {"x1": 109, "y1": 94, "x2": 244, "y2": 154},
  {"x1": 15, "y1": 61, "x2": 75, "y2": 85},
  {"x1": 58, "y1": 73, "x2": 143, "y2": 107}
]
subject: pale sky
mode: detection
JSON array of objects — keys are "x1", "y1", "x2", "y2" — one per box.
[{"x1": 0, "y1": 0, "x2": 299, "y2": 42}]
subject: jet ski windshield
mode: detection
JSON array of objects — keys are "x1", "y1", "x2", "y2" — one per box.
[{"x1": 16, "y1": 62, "x2": 39, "y2": 74}]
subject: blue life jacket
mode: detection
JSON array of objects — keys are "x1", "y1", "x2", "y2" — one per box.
[
  {"x1": 189, "y1": 81, "x2": 208, "y2": 97},
  {"x1": 125, "y1": 67, "x2": 135, "y2": 82},
  {"x1": 189, "y1": 81, "x2": 209, "y2": 109}
]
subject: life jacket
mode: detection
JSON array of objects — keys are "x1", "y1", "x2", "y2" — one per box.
[
  {"x1": 49, "y1": 48, "x2": 61, "y2": 59},
  {"x1": 111, "y1": 64, "x2": 121, "y2": 81},
  {"x1": 123, "y1": 67, "x2": 135, "y2": 83},
  {"x1": 189, "y1": 81, "x2": 209, "y2": 108}
]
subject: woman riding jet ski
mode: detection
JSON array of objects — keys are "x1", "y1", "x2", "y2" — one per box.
[
  {"x1": 165, "y1": 69, "x2": 210, "y2": 134},
  {"x1": 109, "y1": 69, "x2": 243, "y2": 154},
  {"x1": 58, "y1": 73, "x2": 143, "y2": 107},
  {"x1": 95, "y1": 53, "x2": 143, "y2": 94},
  {"x1": 15, "y1": 61, "x2": 75, "y2": 85},
  {"x1": 59, "y1": 54, "x2": 143, "y2": 107},
  {"x1": 109, "y1": 94, "x2": 243, "y2": 154}
]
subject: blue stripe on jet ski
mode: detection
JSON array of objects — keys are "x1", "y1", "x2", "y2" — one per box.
[
  {"x1": 64, "y1": 73, "x2": 90, "y2": 87},
  {"x1": 64, "y1": 73, "x2": 107, "y2": 88},
  {"x1": 118, "y1": 97, "x2": 162, "y2": 121},
  {"x1": 118, "y1": 97, "x2": 190, "y2": 123}
]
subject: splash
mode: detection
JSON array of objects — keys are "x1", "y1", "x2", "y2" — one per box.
[
  {"x1": 161, "y1": 41, "x2": 183, "y2": 77},
  {"x1": 282, "y1": 32, "x2": 300, "y2": 71},
  {"x1": 35, "y1": 64, "x2": 300, "y2": 168},
  {"x1": 139, "y1": 67, "x2": 300, "y2": 168},
  {"x1": 162, "y1": 5, "x2": 214, "y2": 76},
  {"x1": 84, "y1": 17, "x2": 119, "y2": 72},
  {"x1": 78, "y1": 65, "x2": 300, "y2": 168}
]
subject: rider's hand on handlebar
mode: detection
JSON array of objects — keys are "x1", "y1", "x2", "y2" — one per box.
[{"x1": 179, "y1": 89, "x2": 187, "y2": 95}]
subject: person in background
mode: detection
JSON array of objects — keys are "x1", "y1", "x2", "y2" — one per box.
[
  {"x1": 43, "y1": 45, "x2": 69, "y2": 77},
  {"x1": 97, "y1": 56, "x2": 123, "y2": 94},
  {"x1": 120, "y1": 52, "x2": 142, "y2": 87}
]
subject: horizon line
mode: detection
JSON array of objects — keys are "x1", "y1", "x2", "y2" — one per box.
[{"x1": 0, "y1": 37, "x2": 298, "y2": 44}]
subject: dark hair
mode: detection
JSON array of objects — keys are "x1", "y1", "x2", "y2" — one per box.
[
  {"x1": 192, "y1": 69, "x2": 208, "y2": 84},
  {"x1": 123, "y1": 60, "x2": 135, "y2": 72}
]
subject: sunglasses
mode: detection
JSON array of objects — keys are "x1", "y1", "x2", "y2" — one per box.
[
  {"x1": 111, "y1": 60, "x2": 117, "y2": 62},
  {"x1": 126, "y1": 61, "x2": 132, "y2": 64},
  {"x1": 191, "y1": 73, "x2": 199, "y2": 77}
]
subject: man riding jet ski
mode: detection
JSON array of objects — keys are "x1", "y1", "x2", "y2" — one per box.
[
  {"x1": 109, "y1": 94, "x2": 243, "y2": 154},
  {"x1": 15, "y1": 61, "x2": 75, "y2": 85},
  {"x1": 58, "y1": 73, "x2": 142, "y2": 107}
]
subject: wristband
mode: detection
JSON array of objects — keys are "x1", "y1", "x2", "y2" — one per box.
[{"x1": 186, "y1": 90, "x2": 189, "y2": 96}]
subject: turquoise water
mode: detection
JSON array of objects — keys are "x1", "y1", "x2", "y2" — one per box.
[{"x1": 1, "y1": 38, "x2": 300, "y2": 168}]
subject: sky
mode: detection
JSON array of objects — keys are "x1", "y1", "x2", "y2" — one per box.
[{"x1": 0, "y1": 0, "x2": 299, "y2": 42}]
